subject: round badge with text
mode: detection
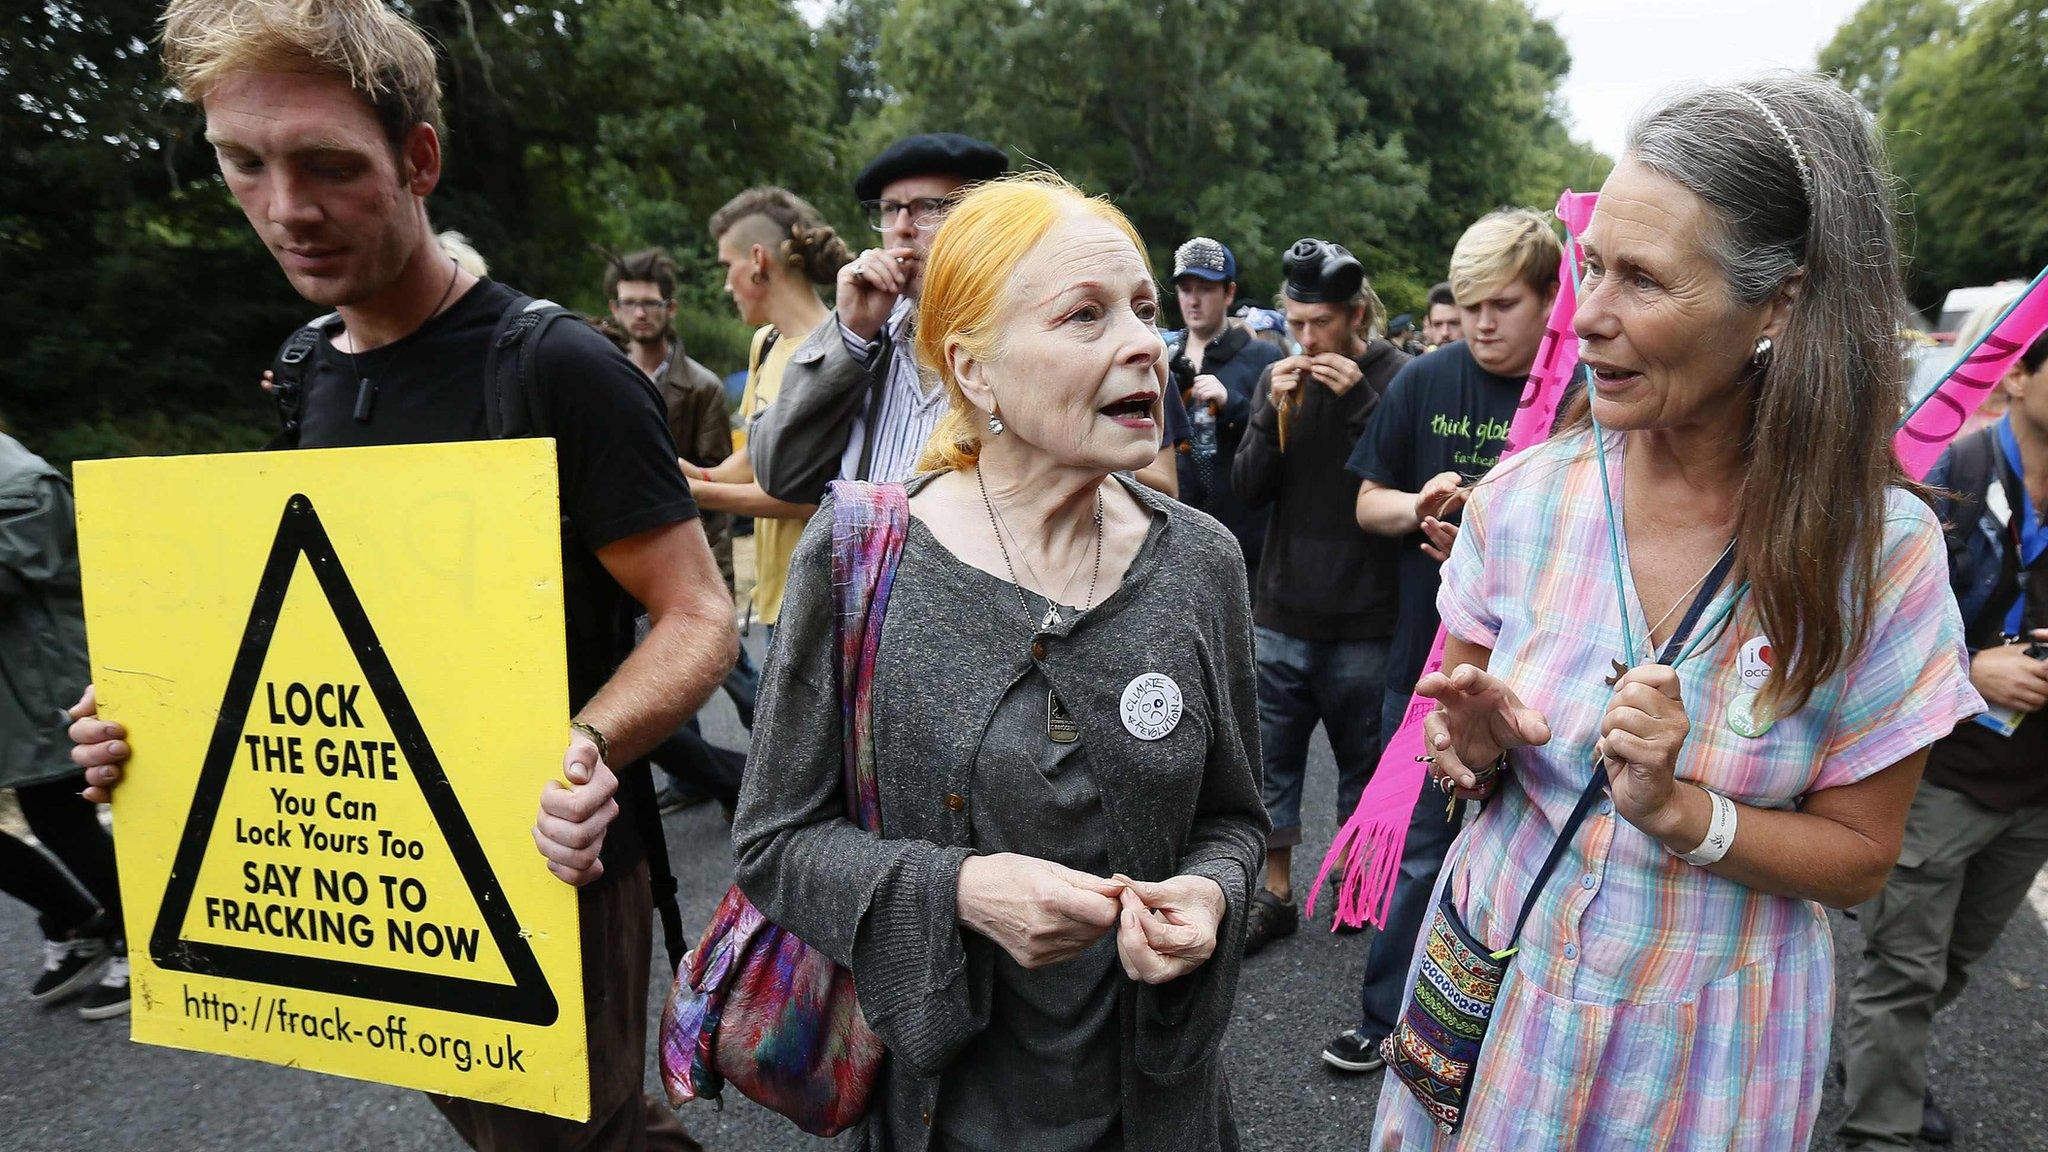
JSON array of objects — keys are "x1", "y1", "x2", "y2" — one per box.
[
  {"x1": 1120, "y1": 673, "x2": 1183, "y2": 741},
  {"x1": 1728, "y1": 689, "x2": 1776, "y2": 739}
]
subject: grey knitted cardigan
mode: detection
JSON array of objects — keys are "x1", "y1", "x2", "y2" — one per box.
[{"x1": 732, "y1": 474, "x2": 1269, "y2": 1151}]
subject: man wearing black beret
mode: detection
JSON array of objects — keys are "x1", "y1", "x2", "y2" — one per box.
[{"x1": 747, "y1": 133, "x2": 1004, "y2": 503}]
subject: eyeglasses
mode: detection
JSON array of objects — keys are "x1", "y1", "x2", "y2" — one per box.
[
  {"x1": 864, "y1": 196, "x2": 955, "y2": 233},
  {"x1": 614, "y1": 298, "x2": 670, "y2": 313}
]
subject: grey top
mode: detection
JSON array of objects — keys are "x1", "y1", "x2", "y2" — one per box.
[
  {"x1": 733, "y1": 472, "x2": 1268, "y2": 1152},
  {"x1": 935, "y1": 659, "x2": 1120, "y2": 1152}
]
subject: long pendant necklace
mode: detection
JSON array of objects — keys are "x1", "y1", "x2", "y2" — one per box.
[
  {"x1": 1628, "y1": 538, "x2": 1737, "y2": 667},
  {"x1": 978, "y1": 467, "x2": 1103, "y2": 632},
  {"x1": 978, "y1": 468, "x2": 1103, "y2": 743}
]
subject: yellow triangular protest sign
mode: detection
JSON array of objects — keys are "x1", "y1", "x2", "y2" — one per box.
[{"x1": 77, "y1": 441, "x2": 588, "y2": 1120}]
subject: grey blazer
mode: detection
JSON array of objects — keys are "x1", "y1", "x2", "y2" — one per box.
[
  {"x1": 732, "y1": 475, "x2": 1269, "y2": 1151},
  {"x1": 748, "y1": 314, "x2": 891, "y2": 505}
]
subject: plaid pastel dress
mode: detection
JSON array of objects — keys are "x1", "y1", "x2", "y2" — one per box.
[{"x1": 1371, "y1": 431, "x2": 1982, "y2": 1151}]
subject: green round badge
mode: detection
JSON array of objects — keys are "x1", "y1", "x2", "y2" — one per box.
[{"x1": 1728, "y1": 690, "x2": 1775, "y2": 739}]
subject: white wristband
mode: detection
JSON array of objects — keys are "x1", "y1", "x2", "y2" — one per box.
[{"x1": 1672, "y1": 789, "x2": 1738, "y2": 866}]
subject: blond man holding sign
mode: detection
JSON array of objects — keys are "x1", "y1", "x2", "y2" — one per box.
[{"x1": 67, "y1": 1, "x2": 734, "y2": 1148}]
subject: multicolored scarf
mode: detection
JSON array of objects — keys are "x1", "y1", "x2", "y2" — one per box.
[{"x1": 658, "y1": 481, "x2": 906, "y2": 1136}]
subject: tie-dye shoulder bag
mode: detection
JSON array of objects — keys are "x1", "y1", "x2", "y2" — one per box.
[{"x1": 658, "y1": 480, "x2": 905, "y2": 1136}]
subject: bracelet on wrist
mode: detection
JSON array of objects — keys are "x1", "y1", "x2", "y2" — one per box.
[
  {"x1": 1669, "y1": 788, "x2": 1737, "y2": 867},
  {"x1": 569, "y1": 720, "x2": 611, "y2": 764}
]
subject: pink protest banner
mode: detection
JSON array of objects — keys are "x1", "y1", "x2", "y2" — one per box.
[
  {"x1": 1895, "y1": 267, "x2": 2048, "y2": 480},
  {"x1": 1309, "y1": 190, "x2": 1599, "y2": 929}
]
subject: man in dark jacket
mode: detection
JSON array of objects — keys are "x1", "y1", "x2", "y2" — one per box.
[
  {"x1": 1322, "y1": 207, "x2": 1560, "y2": 1074},
  {"x1": 605, "y1": 247, "x2": 737, "y2": 588},
  {"x1": 1231, "y1": 238, "x2": 1408, "y2": 953},
  {"x1": 1167, "y1": 237, "x2": 1283, "y2": 573},
  {"x1": 1839, "y1": 330, "x2": 2048, "y2": 1151},
  {"x1": 747, "y1": 133, "x2": 1006, "y2": 502},
  {"x1": 0, "y1": 429, "x2": 128, "y2": 1019}
]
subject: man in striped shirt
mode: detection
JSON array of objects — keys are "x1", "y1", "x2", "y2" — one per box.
[{"x1": 750, "y1": 134, "x2": 1008, "y2": 500}]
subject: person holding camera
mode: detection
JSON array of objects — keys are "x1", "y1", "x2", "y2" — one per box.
[
  {"x1": 1166, "y1": 237, "x2": 1283, "y2": 572},
  {"x1": 1231, "y1": 239, "x2": 1408, "y2": 953},
  {"x1": 1839, "y1": 329, "x2": 2048, "y2": 1151}
]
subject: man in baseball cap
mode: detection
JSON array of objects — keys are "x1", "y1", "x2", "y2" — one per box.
[
  {"x1": 1167, "y1": 237, "x2": 1282, "y2": 568},
  {"x1": 749, "y1": 133, "x2": 1008, "y2": 503}
]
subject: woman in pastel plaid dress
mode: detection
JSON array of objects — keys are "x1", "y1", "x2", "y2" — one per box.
[{"x1": 1373, "y1": 75, "x2": 1983, "y2": 1150}]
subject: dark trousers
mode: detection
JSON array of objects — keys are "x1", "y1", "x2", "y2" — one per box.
[
  {"x1": 430, "y1": 861, "x2": 700, "y2": 1152},
  {"x1": 1356, "y1": 688, "x2": 1463, "y2": 1037},
  {"x1": 720, "y1": 643, "x2": 759, "y2": 730},
  {"x1": 1839, "y1": 784, "x2": 2048, "y2": 1149},
  {"x1": 653, "y1": 721, "x2": 745, "y2": 810},
  {"x1": 1254, "y1": 628, "x2": 1389, "y2": 849},
  {"x1": 0, "y1": 777, "x2": 121, "y2": 940}
]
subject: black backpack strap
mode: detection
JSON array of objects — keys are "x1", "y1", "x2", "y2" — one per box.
[
  {"x1": 853, "y1": 334, "x2": 895, "y2": 482},
  {"x1": 265, "y1": 313, "x2": 341, "y2": 449},
  {"x1": 627, "y1": 759, "x2": 687, "y2": 972},
  {"x1": 483, "y1": 295, "x2": 577, "y2": 440},
  {"x1": 1936, "y1": 428, "x2": 1998, "y2": 547}
]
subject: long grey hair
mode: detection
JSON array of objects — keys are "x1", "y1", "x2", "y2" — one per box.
[{"x1": 1624, "y1": 71, "x2": 1909, "y2": 713}]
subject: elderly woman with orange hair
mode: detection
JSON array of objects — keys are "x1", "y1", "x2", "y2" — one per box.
[{"x1": 732, "y1": 174, "x2": 1267, "y2": 1151}]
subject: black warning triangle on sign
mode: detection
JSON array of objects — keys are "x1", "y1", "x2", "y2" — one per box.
[{"x1": 151, "y1": 493, "x2": 559, "y2": 1026}]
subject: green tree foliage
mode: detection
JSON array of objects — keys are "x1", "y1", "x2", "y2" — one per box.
[
  {"x1": 3, "y1": 0, "x2": 1604, "y2": 462},
  {"x1": 2, "y1": 0, "x2": 844, "y2": 462},
  {"x1": 1816, "y1": 0, "x2": 1961, "y2": 109},
  {"x1": 851, "y1": 0, "x2": 1602, "y2": 318},
  {"x1": 1822, "y1": 0, "x2": 2044, "y2": 305},
  {"x1": 2, "y1": 0, "x2": 304, "y2": 460}
]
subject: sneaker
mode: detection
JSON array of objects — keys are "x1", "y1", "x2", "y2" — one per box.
[
  {"x1": 30, "y1": 935, "x2": 109, "y2": 1004},
  {"x1": 1920, "y1": 1090, "x2": 1953, "y2": 1146},
  {"x1": 76, "y1": 952, "x2": 130, "y2": 1021},
  {"x1": 1321, "y1": 1027, "x2": 1386, "y2": 1074},
  {"x1": 1244, "y1": 889, "x2": 1299, "y2": 957}
]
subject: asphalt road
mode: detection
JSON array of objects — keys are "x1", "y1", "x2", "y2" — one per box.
[{"x1": 4, "y1": 631, "x2": 2046, "y2": 1150}]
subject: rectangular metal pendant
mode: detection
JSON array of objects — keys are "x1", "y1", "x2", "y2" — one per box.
[{"x1": 1048, "y1": 690, "x2": 1079, "y2": 744}]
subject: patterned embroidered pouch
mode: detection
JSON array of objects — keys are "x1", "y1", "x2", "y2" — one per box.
[
  {"x1": 1383, "y1": 889, "x2": 1511, "y2": 1131},
  {"x1": 657, "y1": 481, "x2": 905, "y2": 1136},
  {"x1": 1382, "y1": 770, "x2": 1605, "y2": 1134}
]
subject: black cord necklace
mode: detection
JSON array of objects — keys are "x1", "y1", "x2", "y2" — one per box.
[{"x1": 346, "y1": 257, "x2": 462, "y2": 423}]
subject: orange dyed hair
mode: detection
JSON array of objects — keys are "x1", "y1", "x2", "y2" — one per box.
[{"x1": 914, "y1": 172, "x2": 1151, "y2": 472}]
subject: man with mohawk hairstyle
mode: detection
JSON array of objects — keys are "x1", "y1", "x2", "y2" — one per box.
[{"x1": 66, "y1": 2, "x2": 733, "y2": 1148}]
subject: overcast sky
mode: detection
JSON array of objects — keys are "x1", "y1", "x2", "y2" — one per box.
[{"x1": 1535, "y1": 0, "x2": 1869, "y2": 156}]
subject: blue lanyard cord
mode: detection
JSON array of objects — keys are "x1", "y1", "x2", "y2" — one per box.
[
  {"x1": 1493, "y1": 413, "x2": 1746, "y2": 959},
  {"x1": 1590, "y1": 417, "x2": 1748, "y2": 672}
]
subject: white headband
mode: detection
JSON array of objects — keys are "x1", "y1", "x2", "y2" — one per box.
[{"x1": 1733, "y1": 89, "x2": 1814, "y2": 207}]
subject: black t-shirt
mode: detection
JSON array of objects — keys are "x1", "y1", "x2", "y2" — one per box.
[
  {"x1": 295, "y1": 278, "x2": 700, "y2": 872},
  {"x1": 1345, "y1": 341, "x2": 1522, "y2": 693}
]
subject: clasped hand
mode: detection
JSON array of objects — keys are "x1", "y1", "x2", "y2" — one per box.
[
  {"x1": 1595, "y1": 664, "x2": 1692, "y2": 829},
  {"x1": 1270, "y1": 353, "x2": 1364, "y2": 399},
  {"x1": 1420, "y1": 660, "x2": 1693, "y2": 831},
  {"x1": 956, "y1": 854, "x2": 1225, "y2": 984}
]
